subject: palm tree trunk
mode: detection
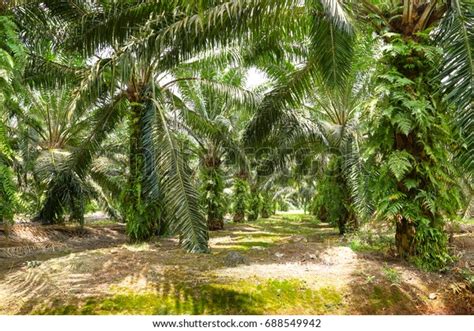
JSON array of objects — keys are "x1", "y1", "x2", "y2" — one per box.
[
  {"x1": 125, "y1": 103, "x2": 147, "y2": 240},
  {"x1": 125, "y1": 91, "x2": 160, "y2": 241},
  {"x1": 208, "y1": 213, "x2": 224, "y2": 231},
  {"x1": 233, "y1": 171, "x2": 249, "y2": 223},
  {"x1": 201, "y1": 155, "x2": 225, "y2": 231},
  {"x1": 261, "y1": 192, "x2": 273, "y2": 218},
  {"x1": 371, "y1": 18, "x2": 457, "y2": 265},
  {"x1": 2, "y1": 221, "x2": 10, "y2": 240},
  {"x1": 395, "y1": 217, "x2": 416, "y2": 258},
  {"x1": 336, "y1": 160, "x2": 356, "y2": 235},
  {"x1": 247, "y1": 186, "x2": 260, "y2": 222}
]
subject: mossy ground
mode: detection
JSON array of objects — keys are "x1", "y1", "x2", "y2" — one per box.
[
  {"x1": 0, "y1": 212, "x2": 472, "y2": 314},
  {"x1": 38, "y1": 279, "x2": 343, "y2": 315}
]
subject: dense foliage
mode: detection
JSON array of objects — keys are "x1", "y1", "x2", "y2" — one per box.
[
  {"x1": 200, "y1": 162, "x2": 226, "y2": 230},
  {"x1": 369, "y1": 35, "x2": 463, "y2": 269},
  {"x1": 0, "y1": 16, "x2": 24, "y2": 229}
]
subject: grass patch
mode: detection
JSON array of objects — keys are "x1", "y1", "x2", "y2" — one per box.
[
  {"x1": 35, "y1": 279, "x2": 344, "y2": 315},
  {"x1": 213, "y1": 233, "x2": 281, "y2": 251},
  {"x1": 234, "y1": 241, "x2": 274, "y2": 250},
  {"x1": 382, "y1": 265, "x2": 401, "y2": 285},
  {"x1": 213, "y1": 213, "x2": 326, "y2": 250},
  {"x1": 251, "y1": 214, "x2": 323, "y2": 237},
  {"x1": 122, "y1": 242, "x2": 155, "y2": 252},
  {"x1": 368, "y1": 285, "x2": 405, "y2": 311},
  {"x1": 455, "y1": 217, "x2": 473, "y2": 225}
]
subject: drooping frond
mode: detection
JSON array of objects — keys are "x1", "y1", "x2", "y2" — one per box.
[
  {"x1": 244, "y1": 62, "x2": 317, "y2": 145},
  {"x1": 316, "y1": 0, "x2": 353, "y2": 33},
  {"x1": 69, "y1": 95, "x2": 128, "y2": 177},
  {"x1": 153, "y1": 98, "x2": 209, "y2": 253},
  {"x1": 436, "y1": 0, "x2": 474, "y2": 172},
  {"x1": 308, "y1": 0, "x2": 355, "y2": 88}
]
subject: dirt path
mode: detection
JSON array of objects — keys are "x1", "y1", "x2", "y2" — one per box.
[{"x1": 0, "y1": 214, "x2": 472, "y2": 314}]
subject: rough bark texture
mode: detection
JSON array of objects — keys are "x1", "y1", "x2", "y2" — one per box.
[
  {"x1": 208, "y1": 216, "x2": 224, "y2": 231},
  {"x1": 124, "y1": 84, "x2": 161, "y2": 241},
  {"x1": 202, "y1": 154, "x2": 225, "y2": 231},
  {"x1": 395, "y1": 217, "x2": 417, "y2": 258}
]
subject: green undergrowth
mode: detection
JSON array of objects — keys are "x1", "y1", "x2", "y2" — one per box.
[
  {"x1": 35, "y1": 279, "x2": 344, "y2": 315},
  {"x1": 367, "y1": 285, "x2": 406, "y2": 312},
  {"x1": 457, "y1": 217, "x2": 474, "y2": 225},
  {"x1": 349, "y1": 281, "x2": 420, "y2": 314},
  {"x1": 219, "y1": 240, "x2": 276, "y2": 251},
  {"x1": 226, "y1": 234, "x2": 282, "y2": 251},
  {"x1": 459, "y1": 268, "x2": 474, "y2": 291},
  {"x1": 382, "y1": 265, "x2": 401, "y2": 285},
  {"x1": 347, "y1": 231, "x2": 394, "y2": 254}
]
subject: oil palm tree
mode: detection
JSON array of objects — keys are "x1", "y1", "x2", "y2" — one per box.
[
  {"x1": 245, "y1": 32, "x2": 374, "y2": 230},
  {"x1": 9, "y1": 0, "x2": 467, "y2": 261},
  {"x1": 307, "y1": 75, "x2": 374, "y2": 233},
  {"x1": 10, "y1": 87, "x2": 124, "y2": 224},
  {"x1": 245, "y1": 0, "x2": 472, "y2": 267},
  {"x1": 261, "y1": 86, "x2": 369, "y2": 234},
  {"x1": 169, "y1": 68, "x2": 257, "y2": 230},
  {"x1": 355, "y1": 0, "x2": 471, "y2": 268}
]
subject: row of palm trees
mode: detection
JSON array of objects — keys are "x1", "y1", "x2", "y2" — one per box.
[{"x1": 1, "y1": 0, "x2": 472, "y2": 268}]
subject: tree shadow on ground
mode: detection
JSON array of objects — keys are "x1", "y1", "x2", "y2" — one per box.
[
  {"x1": 0, "y1": 224, "x2": 127, "y2": 283},
  {"x1": 2, "y1": 214, "x2": 472, "y2": 315},
  {"x1": 36, "y1": 275, "x2": 344, "y2": 315},
  {"x1": 39, "y1": 280, "x2": 262, "y2": 315}
]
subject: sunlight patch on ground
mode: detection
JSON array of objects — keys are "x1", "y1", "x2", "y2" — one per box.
[{"x1": 214, "y1": 246, "x2": 359, "y2": 290}]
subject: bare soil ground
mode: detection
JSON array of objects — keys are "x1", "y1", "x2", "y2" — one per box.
[{"x1": 0, "y1": 214, "x2": 472, "y2": 315}]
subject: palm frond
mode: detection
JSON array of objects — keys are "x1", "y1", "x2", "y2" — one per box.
[
  {"x1": 244, "y1": 62, "x2": 317, "y2": 145},
  {"x1": 309, "y1": 0, "x2": 355, "y2": 88},
  {"x1": 436, "y1": 0, "x2": 474, "y2": 172},
  {"x1": 316, "y1": 0, "x2": 353, "y2": 33},
  {"x1": 153, "y1": 98, "x2": 209, "y2": 253}
]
